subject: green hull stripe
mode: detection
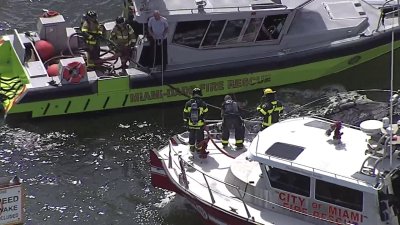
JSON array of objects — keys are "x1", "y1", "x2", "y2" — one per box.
[
  {"x1": 122, "y1": 94, "x2": 128, "y2": 107},
  {"x1": 43, "y1": 103, "x2": 50, "y2": 116},
  {"x1": 103, "y1": 97, "x2": 110, "y2": 109},
  {"x1": 64, "y1": 101, "x2": 71, "y2": 113},
  {"x1": 84, "y1": 99, "x2": 90, "y2": 111}
]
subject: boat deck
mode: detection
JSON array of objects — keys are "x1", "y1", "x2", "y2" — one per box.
[
  {"x1": 155, "y1": 116, "x2": 400, "y2": 224},
  {"x1": 158, "y1": 128, "x2": 316, "y2": 224}
]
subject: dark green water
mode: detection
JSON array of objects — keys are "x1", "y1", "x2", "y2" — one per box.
[{"x1": 0, "y1": 1, "x2": 399, "y2": 224}]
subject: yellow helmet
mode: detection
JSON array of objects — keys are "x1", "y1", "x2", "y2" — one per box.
[{"x1": 263, "y1": 88, "x2": 276, "y2": 95}]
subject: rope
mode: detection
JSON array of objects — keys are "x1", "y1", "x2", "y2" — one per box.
[
  {"x1": 283, "y1": 95, "x2": 331, "y2": 118},
  {"x1": 147, "y1": 37, "x2": 222, "y2": 110}
]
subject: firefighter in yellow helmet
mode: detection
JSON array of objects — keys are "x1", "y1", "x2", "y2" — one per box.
[
  {"x1": 256, "y1": 88, "x2": 284, "y2": 131},
  {"x1": 183, "y1": 88, "x2": 209, "y2": 153},
  {"x1": 81, "y1": 10, "x2": 103, "y2": 67},
  {"x1": 110, "y1": 16, "x2": 136, "y2": 70}
]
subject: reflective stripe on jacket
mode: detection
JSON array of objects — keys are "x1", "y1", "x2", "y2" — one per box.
[
  {"x1": 257, "y1": 100, "x2": 283, "y2": 127},
  {"x1": 81, "y1": 21, "x2": 103, "y2": 45},
  {"x1": 110, "y1": 24, "x2": 136, "y2": 47}
]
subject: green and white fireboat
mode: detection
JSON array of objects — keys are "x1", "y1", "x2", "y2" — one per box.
[{"x1": 1, "y1": 0, "x2": 400, "y2": 118}]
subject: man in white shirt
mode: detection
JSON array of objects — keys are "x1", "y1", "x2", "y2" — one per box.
[{"x1": 148, "y1": 10, "x2": 168, "y2": 70}]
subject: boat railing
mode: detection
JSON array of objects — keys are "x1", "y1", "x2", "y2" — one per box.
[
  {"x1": 140, "y1": 4, "x2": 287, "y2": 15},
  {"x1": 164, "y1": 139, "x2": 254, "y2": 219},
  {"x1": 176, "y1": 155, "x2": 258, "y2": 221},
  {"x1": 259, "y1": 144, "x2": 376, "y2": 187},
  {"x1": 174, "y1": 151, "x2": 355, "y2": 225},
  {"x1": 253, "y1": 116, "x2": 377, "y2": 187}
]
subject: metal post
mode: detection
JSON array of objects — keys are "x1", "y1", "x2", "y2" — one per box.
[
  {"x1": 236, "y1": 188, "x2": 252, "y2": 218},
  {"x1": 202, "y1": 174, "x2": 215, "y2": 204},
  {"x1": 178, "y1": 157, "x2": 189, "y2": 189},
  {"x1": 161, "y1": 39, "x2": 165, "y2": 127},
  {"x1": 168, "y1": 140, "x2": 172, "y2": 168},
  {"x1": 390, "y1": 23, "x2": 395, "y2": 168}
]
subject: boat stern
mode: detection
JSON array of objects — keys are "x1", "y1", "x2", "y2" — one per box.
[{"x1": 149, "y1": 148, "x2": 179, "y2": 192}]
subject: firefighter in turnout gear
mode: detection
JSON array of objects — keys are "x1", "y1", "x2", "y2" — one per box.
[
  {"x1": 183, "y1": 88, "x2": 209, "y2": 152},
  {"x1": 221, "y1": 95, "x2": 245, "y2": 149},
  {"x1": 81, "y1": 10, "x2": 103, "y2": 67},
  {"x1": 110, "y1": 16, "x2": 136, "y2": 70},
  {"x1": 257, "y1": 88, "x2": 284, "y2": 131}
]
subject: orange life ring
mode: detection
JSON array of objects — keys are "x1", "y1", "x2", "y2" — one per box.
[
  {"x1": 62, "y1": 61, "x2": 85, "y2": 84},
  {"x1": 41, "y1": 10, "x2": 60, "y2": 18}
]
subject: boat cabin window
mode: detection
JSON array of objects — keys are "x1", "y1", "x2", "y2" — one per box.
[
  {"x1": 173, "y1": 14, "x2": 288, "y2": 48},
  {"x1": 241, "y1": 18, "x2": 263, "y2": 43},
  {"x1": 256, "y1": 14, "x2": 287, "y2": 41},
  {"x1": 219, "y1": 19, "x2": 246, "y2": 45},
  {"x1": 315, "y1": 179, "x2": 363, "y2": 211},
  {"x1": 201, "y1": 20, "x2": 226, "y2": 47},
  {"x1": 266, "y1": 167, "x2": 310, "y2": 197},
  {"x1": 172, "y1": 20, "x2": 210, "y2": 48}
]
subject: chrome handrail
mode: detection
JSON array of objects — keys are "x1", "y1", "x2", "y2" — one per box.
[
  {"x1": 235, "y1": 187, "x2": 252, "y2": 219},
  {"x1": 168, "y1": 140, "x2": 172, "y2": 168},
  {"x1": 177, "y1": 155, "x2": 253, "y2": 218},
  {"x1": 202, "y1": 173, "x2": 215, "y2": 204},
  {"x1": 174, "y1": 154, "x2": 355, "y2": 225},
  {"x1": 143, "y1": 4, "x2": 288, "y2": 15},
  {"x1": 178, "y1": 156, "x2": 189, "y2": 189},
  {"x1": 255, "y1": 115, "x2": 378, "y2": 187}
]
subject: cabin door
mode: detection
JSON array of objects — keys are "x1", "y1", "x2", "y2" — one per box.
[
  {"x1": 134, "y1": 35, "x2": 147, "y2": 66},
  {"x1": 134, "y1": 36, "x2": 167, "y2": 70}
]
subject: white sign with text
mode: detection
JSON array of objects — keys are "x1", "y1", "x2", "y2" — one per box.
[{"x1": 0, "y1": 185, "x2": 22, "y2": 225}]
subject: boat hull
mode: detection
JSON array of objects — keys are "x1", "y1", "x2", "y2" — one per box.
[
  {"x1": 3, "y1": 28, "x2": 400, "y2": 118},
  {"x1": 150, "y1": 149, "x2": 261, "y2": 225}
]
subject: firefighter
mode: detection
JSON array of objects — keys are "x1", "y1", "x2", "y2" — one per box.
[
  {"x1": 81, "y1": 10, "x2": 103, "y2": 67},
  {"x1": 183, "y1": 88, "x2": 209, "y2": 152},
  {"x1": 257, "y1": 88, "x2": 284, "y2": 131},
  {"x1": 110, "y1": 16, "x2": 136, "y2": 70},
  {"x1": 221, "y1": 95, "x2": 245, "y2": 149}
]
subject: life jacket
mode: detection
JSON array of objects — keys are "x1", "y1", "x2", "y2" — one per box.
[{"x1": 223, "y1": 99, "x2": 239, "y2": 116}]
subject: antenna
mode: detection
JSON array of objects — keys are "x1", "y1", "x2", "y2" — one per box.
[{"x1": 389, "y1": 4, "x2": 397, "y2": 168}]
